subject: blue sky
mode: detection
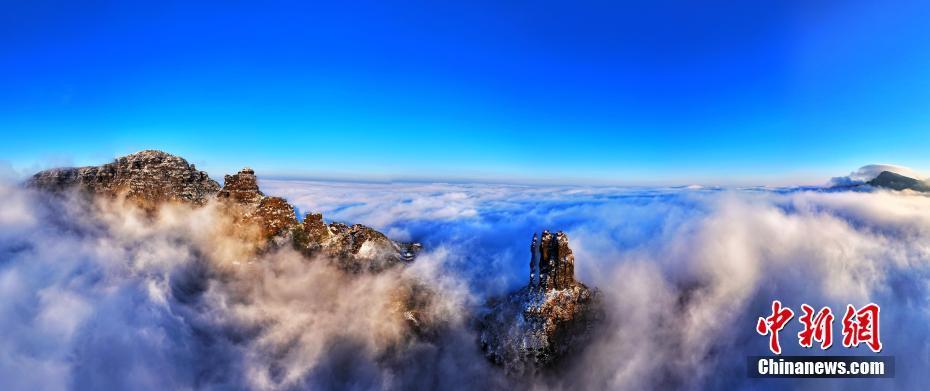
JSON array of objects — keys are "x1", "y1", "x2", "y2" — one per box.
[{"x1": 2, "y1": 0, "x2": 930, "y2": 185}]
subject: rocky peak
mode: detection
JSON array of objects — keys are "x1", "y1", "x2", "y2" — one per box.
[
  {"x1": 867, "y1": 170, "x2": 930, "y2": 192},
  {"x1": 214, "y1": 166, "x2": 304, "y2": 240},
  {"x1": 212, "y1": 168, "x2": 420, "y2": 271},
  {"x1": 479, "y1": 230, "x2": 599, "y2": 374},
  {"x1": 27, "y1": 151, "x2": 420, "y2": 272},
  {"x1": 28, "y1": 150, "x2": 220, "y2": 207},
  {"x1": 217, "y1": 167, "x2": 264, "y2": 203},
  {"x1": 302, "y1": 212, "x2": 332, "y2": 245},
  {"x1": 532, "y1": 230, "x2": 576, "y2": 291}
]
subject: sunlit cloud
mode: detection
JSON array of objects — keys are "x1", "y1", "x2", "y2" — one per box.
[{"x1": 1, "y1": 178, "x2": 928, "y2": 390}]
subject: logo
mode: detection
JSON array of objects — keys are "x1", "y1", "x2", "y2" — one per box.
[
  {"x1": 756, "y1": 300, "x2": 882, "y2": 354},
  {"x1": 751, "y1": 300, "x2": 889, "y2": 378}
]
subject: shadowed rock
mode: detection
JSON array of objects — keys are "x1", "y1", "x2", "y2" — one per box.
[
  {"x1": 536, "y1": 230, "x2": 576, "y2": 291},
  {"x1": 867, "y1": 171, "x2": 930, "y2": 192},
  {"x1": 831, "y1": 169, "x2": 930, "y2": 193},
  {"x1": 478, "y1": 231, "x2": 600, "y2": 375}
]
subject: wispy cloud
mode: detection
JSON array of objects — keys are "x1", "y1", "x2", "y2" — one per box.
[{"x1": 1, "y1": 179, "x2": 929, "y2": 390}]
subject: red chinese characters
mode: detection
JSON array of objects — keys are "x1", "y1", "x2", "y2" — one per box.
[
  {"x1": 756, "y1": 300, "x2": 794, "y2": 355},
  {"x1": 797, "y1": 304, "x2": 834, "y2": 349},
  {"x1": 757, "y1": 300, "x2": 882, "y2": 354},
  {"x1": 842, "y1": 303, "x2": 882, "y2": 353}
]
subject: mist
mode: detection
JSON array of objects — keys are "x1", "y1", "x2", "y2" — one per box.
[{"x1": 1, "y1": 178, "x2": 927, "y2": 390}]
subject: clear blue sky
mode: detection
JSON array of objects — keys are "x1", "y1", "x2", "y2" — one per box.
[{"x1": 2, "y1": 1, "x2": 930, "y2": 185}]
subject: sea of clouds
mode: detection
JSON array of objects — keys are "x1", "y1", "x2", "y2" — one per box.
[{"x1": 1, "y1": 176, "x2": 929, "y2": 390}]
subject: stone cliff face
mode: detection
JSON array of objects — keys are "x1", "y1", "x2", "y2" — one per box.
[
  {"x1": 29, "y1": 150, "x2": 419, "y2": 272},
  {"x1": 533, "y1": 230, "x2": 576, "y2": 291},
  {"x1": 28, "y1": 150, "x2": 220, "y2": 207},
  {"x1": 217, "y1": 167, "x2": 299, "y2": 240},
  {"x1": 478, "y1": 230, "x2": 600, "y2": 375},
  {"x1": 293, "y1": 217, "x2": 421, "y2": 273}
]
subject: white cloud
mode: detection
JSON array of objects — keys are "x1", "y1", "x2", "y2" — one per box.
[{"x1": 1, "y1": 178, "x2": 930, "y2": 389}]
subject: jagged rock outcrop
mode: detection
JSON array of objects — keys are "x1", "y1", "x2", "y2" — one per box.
[
  {"x1": 217, "y1": 167, "x2": 263, "y2": 203},
  {"x1": 217, "y1": 167, "x2": 299, "y2": 240},
  {"x1": 478, "y1": 230, "x2": 600, "y2": 375},
  {"x1": 535, "y1": 230, "x2": 576, "y2": 291},
  {"x1": 293, "y1": 217, "x2": 421, "y2": 272},
  {"x1": 28, "y1": 150, "x2": 419, "y2": 272},
  {"x1": 28, "y1": 150, "x2": 220, "y2": 207}
]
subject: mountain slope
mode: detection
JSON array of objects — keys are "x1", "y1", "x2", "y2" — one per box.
[
  {"x1": 28, "y1": 150, "x2": 420, "y2": 272},
  {"x1": 28, "y1": 150, "x2": 220, "y2": 207},
  {"x1": 867, "y1": 170, "x2": 930, "y2": 192}
]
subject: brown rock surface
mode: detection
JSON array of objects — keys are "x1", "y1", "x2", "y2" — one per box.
[
  {"x1": 28, "y1": 150, "x2": 220, "y2": 207},
  {"x1": 217, "y1": 168, "x2": 298, "y2": 240},
  {"x1": 216, "y1": 167, "x2": 263, "y2": 203},
  {"x1": 28, "y1": 150, "x2": 419, "y2": 271},
  {"x1": 293, "y1": 218, "x2": 421, "y2": 272}
]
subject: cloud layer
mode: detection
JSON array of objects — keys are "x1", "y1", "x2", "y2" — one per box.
[{"x1": 1, "y1": 179, "x2": 929, "y2": 390}]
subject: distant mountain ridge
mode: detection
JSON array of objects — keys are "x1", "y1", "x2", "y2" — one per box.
[
  {"x1": 28, "y1": 150, "x2": 420, "y2": 271},
  {"x1": 866, "y1": 170, "x2": 930, "y2": 192},
  {"x1": 830, "y1": 168, "x2": 930, "y2": 193}
]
